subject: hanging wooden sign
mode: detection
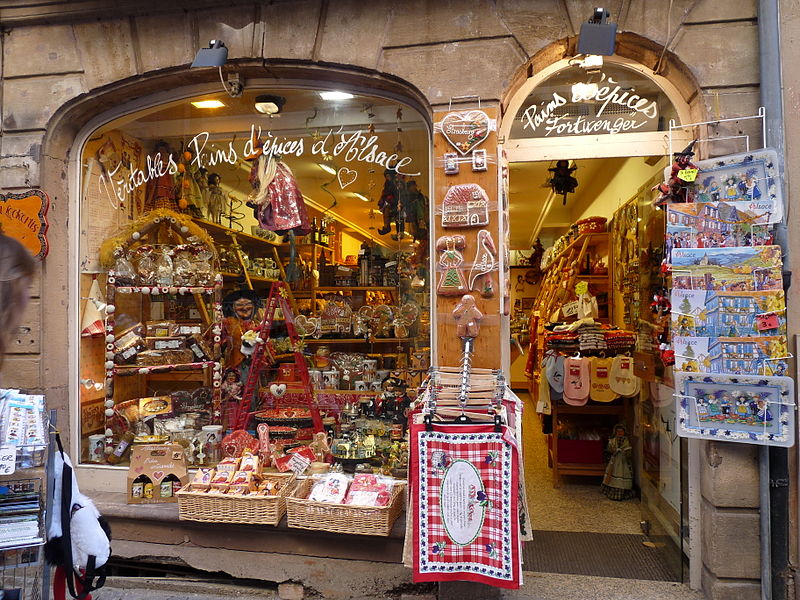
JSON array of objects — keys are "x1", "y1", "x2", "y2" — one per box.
[{"x1": 0, "y1": 190, "x2": 49, "y2": 259}]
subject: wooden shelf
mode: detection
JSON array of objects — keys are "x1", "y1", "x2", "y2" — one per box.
[
  {"x1": 544, "y1": 232, "x2": 608, "y2": 273},
  {"x1": 193, "y1": 218, "x2": 284, "y2": 247},
  {"x1": 113, "y1": 360, "x2": 218, "y2": 376},
  {"x1": 220, "y1": 271, "x2": 279, "y2": 284},
  {"x1": 315, "y1": 286, "x2": 397, "y2": 292},
  {"x1": 315, "y1": 389, "x2": 381, "y2": 395},
  {"x1": 302, "y1": 338, "x2": 413, "y2": 344}
]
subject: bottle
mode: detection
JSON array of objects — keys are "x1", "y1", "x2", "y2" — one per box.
[
  {"x1": 131, "y1": 474, "x2": 148, "y2": 499},
  {"x1": 160, "y1": 473, "x2": 179, "y2": 498},
  {"x1": 106, "y1": 431, "x2": 135, "y2": 464},
  {"x1": 143, "y1": 477, "x2": 154, "y2": 499}
]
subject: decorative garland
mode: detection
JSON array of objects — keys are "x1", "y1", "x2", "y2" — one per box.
[{"x1": 98, "y1": 208, "x2": 217, "y2": 269}]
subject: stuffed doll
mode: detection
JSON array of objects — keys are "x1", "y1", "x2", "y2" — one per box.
[
  {"x1": 654, "y1": 140, "x2": 698, "y2": 206},
  {"x1": 377, "y1": 169, "x2": 399, "y2": 236},
  {"x1": 45, "y1": 436, "x2": 111, "y2": 600},
  {"x1": 143, "y1": 141, "x2": 177, "y2": 212},
  {"x1": 601, "y1": 424, "x2": 634, "y2": 500},
  {"x1": 206, "y1": 172, "x2": 225, "y2": 224}
]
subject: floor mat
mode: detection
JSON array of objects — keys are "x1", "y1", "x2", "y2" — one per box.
[{"x1": 523, "y1": 531, "x2": 679, "y2": 581}]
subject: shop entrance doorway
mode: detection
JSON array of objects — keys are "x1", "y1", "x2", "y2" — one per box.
[
  {"x1": 500, "y1": 55, "x2": 699, "y2": 583},
  {"x1": 507, "y1": 155, "x2": 683, "y2": 582}
]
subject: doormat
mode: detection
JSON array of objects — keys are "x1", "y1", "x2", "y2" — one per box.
[{"x1": 522, "y1": 531, "x2": 679, "y2": 581}]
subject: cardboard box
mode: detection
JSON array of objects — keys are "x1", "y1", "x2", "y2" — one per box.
[{"x1": 127, "y1": 443, "x2": 188, "y2": 504}]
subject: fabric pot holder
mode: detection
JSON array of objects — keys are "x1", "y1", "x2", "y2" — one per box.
[
  {"x1": 589, "y1": 357, "x2": 618, "y2": 403},
  {"x1": 563, "y1": 356, "x2": 590, "y2": 406},
  {"x1": 609, "y1": 355, "x2": 640, "y2": 397},
  {"x1": 545, "y1": 354, "x2": 565, "y2": 394}
]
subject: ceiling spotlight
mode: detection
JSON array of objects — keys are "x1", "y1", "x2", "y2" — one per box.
[
  {"x1": 320, "y1": 91, "x2": 354, "y2": 101},
  {"x1": 192, "y1": 99, "x2": 226, "y2": 109},
  {"x1": 576, "y1": 8, "x2": 617, "y2": 56},
  {"x1": 318, "y1": 163, "x2": 337, "y2": 175},
  {"x1": 191, "y1": 39, "x2": 228, "y2": 68},
  {"x1": 254, "y1": 94, "x2": 286, "y2": 115}
]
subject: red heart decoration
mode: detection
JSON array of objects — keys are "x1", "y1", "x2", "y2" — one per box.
[{"x1": 152, "y1": 470, "x2": 165, "y2": 481}]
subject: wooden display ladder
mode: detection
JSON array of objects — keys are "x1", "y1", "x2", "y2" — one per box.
[
  {"x1": 534, "y1": 234, "x2": 598, "y2": 323},
  {"x1": 233, "y1": 280, "x2": 323, "y2": 432}
]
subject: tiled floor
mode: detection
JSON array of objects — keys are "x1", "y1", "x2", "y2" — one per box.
[{"x1": 519, "y1": 391, "x2": 642, "y2": 535}]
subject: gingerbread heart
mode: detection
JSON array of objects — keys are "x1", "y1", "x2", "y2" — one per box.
[
  {"x1": 270, "y1": 383, "x2": 287, "y2": 397},
  {"x1": 337, "y1": 167, "x2": 357, "y2": 189},
  {"x1": 440, "y1": 110, "x2": 491, "y2": 156},
  {"x1": 295, "y1": 314, "x2": 320, "y2": 338}
]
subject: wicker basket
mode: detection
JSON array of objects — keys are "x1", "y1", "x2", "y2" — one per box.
[
  {"x1": 176, "y1": 474, "x2": 296, "y2": 525},
  {"x1": 285, "y1": 478, "x2": 406, "y2": 536}
]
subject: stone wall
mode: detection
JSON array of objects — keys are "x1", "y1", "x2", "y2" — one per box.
[{"x1": 0, "y1": 1, "x2": 768, "y2": 598}]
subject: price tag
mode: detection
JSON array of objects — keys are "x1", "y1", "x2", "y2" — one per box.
[
  {"x1": 0, "y1": 446, "x2": 16, "y2": 476},
  {"x1": 562, "y1": 301, "x2": 579, "y2": 317},
  {"x1": 677, "y1": 168, "x2": 698, "y2": 182},
  {"x1": 575, "y1": 281, "x2": 589, "y2": 296},
  {"x1": 287, "y1": 452, "x2": 311, "y2": 475}
]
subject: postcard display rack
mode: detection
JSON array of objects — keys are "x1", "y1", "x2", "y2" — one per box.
[
  {"x1": 0, "y1": 391, "x2": 54, "y2": 600},
  {"x1": 664, "y1": 147, "x2": 795, "y2": 446}
]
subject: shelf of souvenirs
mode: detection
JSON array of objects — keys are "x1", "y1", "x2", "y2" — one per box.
[
  {"x1": 219, "y1": 271, "x2": 279, "y2": 285},
  {"x1": 111, "y1": 282, "x2": 222, "y2": 294},
  {"x1": 544, "y1": 232, "x2": 609, "y2": 273},
  {"x1": 301, "y1": 337, "x2": 418, "y2": 344},
  {"x1": 112, "y1": 360, "x2": 219, "y2": 376},
  {"x1": 292, "y1": 285, "x2": 398, "y2": 299},
  {"x1": 193, "y1": 218, "x2": 285, "y2": 248}
]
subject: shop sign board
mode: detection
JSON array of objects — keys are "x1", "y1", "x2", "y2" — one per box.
[
  {"x1": 0, "y1": 190, "x2": 49, "y2": 259},
  {"x1": 516, "y1": 72, "x2": 658, "y2": 139}
]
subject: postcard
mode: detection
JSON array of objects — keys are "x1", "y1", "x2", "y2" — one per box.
[
  {"x1": 666, "y1": 201, "x2": 777, "y2": 252},
  {"x1": 671, "y1": 245, "x2": 783, "y2": 291},
  {"x1": 692, "y1": 148, "x2": 783, "y2": 223},
  {"x1": 675, "y1": 371, "x2": 794, "y2": 447},
  {"x1": 673, "y1": 334, "x2": 789, "y2": 377},
  {"x1": 671, "y1": 289, "x2": 786, "y2": 338}
]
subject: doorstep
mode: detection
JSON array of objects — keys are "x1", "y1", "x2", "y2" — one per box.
[{"x1": 92, "y1": 491, "x2": 406, "y2": 563}]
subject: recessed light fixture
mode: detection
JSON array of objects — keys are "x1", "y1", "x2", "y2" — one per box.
[
  {"x1": 318, "y1": 163, "x2": 337, "y2": 175},
  {"x1": 319, "y1": 91, "x2": 354, "y2": 101},
  {"x1": 352, "y1": 193, "x2": 370, "y2": 202},
  {"x1": 191, "y1": 99, "x2": 225, "y2": 109},
  {"x1": 254, "y1": 94, "x2": 285, "y2": 115}
]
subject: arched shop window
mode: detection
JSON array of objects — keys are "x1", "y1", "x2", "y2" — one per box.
[{"x1": 77, "y1": 87, "x2": 431, "y2": 470}]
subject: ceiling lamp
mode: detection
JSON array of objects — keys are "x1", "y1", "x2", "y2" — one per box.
[
  {"x1": 576, "y1": 8, "x2": 617, "y2": 56},
  {"x1": 191, "y1": 99, "x2": 225, "y2": 109},
  {"x1": 318, "y1": 163, "x2": 337, "y2": 175},
  {"x1": 352, "y1": 193, "x2": 370, "y2": 202},
  {"x1": 319, "y1": 91, "x2": 354, "y2": 101},
  {"x1": 191, "y1": 40, "x2": 228, "y2": 68},
  {"x1": 254, "y1": 94, "x2": 286, "y2": 115}
]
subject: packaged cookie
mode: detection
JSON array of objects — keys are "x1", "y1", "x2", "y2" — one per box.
[
  {"x1": 177, "y1": 322, "x2": 203, "y2": 337},
  {"x1": 185, "y1": 336, "x2": 211, "y2": 361},
  {"x1": 190, "y1": 468, "x2": 215, "y2": 491},
  {"x1": 210, "y1": 470, "x2": 232, "y2": 492},
  {"x1": 239, "y1": 452, "x2": 259, "y2": 473},
  {"x1": 216, "y1": 456, "x2": 240, "y2": 473},
  {"x1": 146, "y1": 337, "x2": 185, "y2": 351},
  {"x1": 146, "y1": 320, "x2": 178, "y2": 338},
  {"x1": 228, "y1": 471, "x2": 255, "y2": 495},
  {"x1": 113, "y1": 323, "x2": 146, "y2": 365}
]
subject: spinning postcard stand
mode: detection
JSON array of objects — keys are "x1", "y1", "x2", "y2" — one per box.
[{"x1": 410, "y1": 294, "x2": 523, "y2": 589}]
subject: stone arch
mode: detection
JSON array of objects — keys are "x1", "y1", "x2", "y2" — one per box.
[{"x1": 500, "y1": 32, "x2": 706, "y2": 132}]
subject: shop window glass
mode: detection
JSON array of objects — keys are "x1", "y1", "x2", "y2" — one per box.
[{"x1": 77, "y1": 88, "x2": 431, "y2": 470}]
